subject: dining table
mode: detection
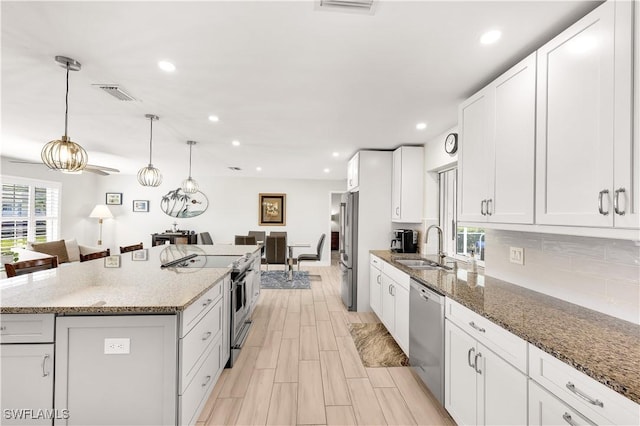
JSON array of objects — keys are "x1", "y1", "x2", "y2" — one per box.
[{"x1": 287, "y1": 243, "x2": 310, "y2": 281}]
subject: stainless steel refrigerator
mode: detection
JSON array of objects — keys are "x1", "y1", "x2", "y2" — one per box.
[{"x1": 339, "y1": 191, "x2": 358, "y2": 311}]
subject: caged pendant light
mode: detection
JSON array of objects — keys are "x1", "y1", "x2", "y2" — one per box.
[
  {"x1": 181, "y1": 141, "x2": 199, "y2": 194},
  {"x1": 137, "y1": 114, "x2": 163, "y2": 187},
  {"x1": 41, "y1": 56, "x2": 88, "y2": 173}
]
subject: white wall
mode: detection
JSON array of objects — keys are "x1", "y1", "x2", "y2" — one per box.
[{"x1": 1, "y1": 157, "x2": 344, "y2": 265}]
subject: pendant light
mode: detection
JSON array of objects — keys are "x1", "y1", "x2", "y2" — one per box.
[
  {"x1": 181, "y1": 141, "x2": 199, "y2": 194},
  {"x1": 41, "y1": 56, "x2": 88, "y2": 173},
  {"x1": 137, "y1": 114, "x2": 163, "y2": 187}
]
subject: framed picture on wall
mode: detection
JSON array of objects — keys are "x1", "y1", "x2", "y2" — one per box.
[
  {"x1": 104, "y1": 255, "x2": 121, "y2": 268},
  {"x1": 259, "y1": 193, "x2": 286, "y2": 226},
  {"x1": 105, "y1": 192, "x2": 122, "y2": 205},
  {"x1": 133, "y1": 200, "x2": 149, "y2": 212}
]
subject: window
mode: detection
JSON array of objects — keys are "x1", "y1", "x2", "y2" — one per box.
[
  {"x1": 438, "y1": 169, "x2": 485, "y2": 262},
  {"x1": 1, "y1": 176, "x2": 61, "y2": 251}
]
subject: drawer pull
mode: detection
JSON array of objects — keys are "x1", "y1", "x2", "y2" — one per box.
[
  {"x1": 469, "y1": 321, "x2": 486, "y2": 333},
  {"x1": 202, "y1": 331, "x2": 212, "y2": 341},
  {"x1": 0, "y1": 325, "x2": 6, "y2": 331},
  {"x1": 202, "y1": 298, "x2": 213, "y2": 308},
  {"x1": 467, "y1": 347, "x2": 475, "y2": 368},
  {"x1": 562, "y1": 413, "x2": 578, "y2": 426},
  {"x1": 474, "y1": 352, "x2": 482, "y2": 374},
  {"x1": 202, "y1": 375, "x2": 212, "y2": 387},
  {"x1": 566, "y1": 382, "x2": 604, "y2": 408},
  {"x1": 42, "y1": 354, "x2": 50, "y2": 377}
]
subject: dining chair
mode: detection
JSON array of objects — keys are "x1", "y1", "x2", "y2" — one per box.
[
  {"x1": 269, "y1": 231, "x2": 287, "y2": 238},
  {"x1": 297, "y1": 233, "x2": 326, "y2": 271},
  {"x1": 248, "y1": 231, "x2": 266, "y2": 244},
  {"x1": 80, "y1": 248, "x2": 111, "y2": 262},
  {"x1": 234, "y1": 235, "x2": 257, "y2": 245},
  {"x1": 199, "y1": 232, "x2": 213, "y2": 245},
  {"x1": 263, "y1": 235, "x2": 287, "y2": 274},
  {"x1": 5, "y1": 257, "x2": 59, "y2": 278},
  {"x1": 119, "y1": 242, "x2": 143, "y2": 254}
]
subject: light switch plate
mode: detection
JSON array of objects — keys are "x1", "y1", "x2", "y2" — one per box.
[
  {"x1": 104, "y1": 338, "x2": 130, "y2": 354},
  {"x1": 509, "y1": 247, "x2": 524, "y2": 265}
]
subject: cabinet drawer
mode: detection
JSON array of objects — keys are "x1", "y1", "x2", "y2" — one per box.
[
  {"x1": 181, "y1": 279, "x2": 224, "y2": 336},
  {"x1": 180, "y1": 299, "x2": 223, "y2": 393},
  {"x1": 370, "y1": 254, "x2": 382, "y2": 269},
  {"x1": 179, "y1": 339, "x2": 222, "y2": 426},
  {"x1": 381, "y1": 262, "x2": 409, "y2": 291},
  {"x1": 445, "y1": 298, "x2": 527, "y2": 373},
  {"x1": 529, "y1": 379, "x2": 597, "y2": 426},
  {"x1": 0, "y1": 314, "x2": 54, "y2": 343},
  {"x1": 529, "y1": 344, "x2": 639, "y2": 426}
]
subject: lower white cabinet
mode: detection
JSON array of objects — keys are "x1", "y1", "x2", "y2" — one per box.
[
  {"x1": 445, "y1": 319, "x2": 527, "y2": 426},
  {"x1": 369, "y1": 257, "x2": 382, "y2": 317},
  {"x1": 1, "y1": 344, "x2": 55, "y2": 425},
  {"x1": 379, "y1": 264, "x2": 410, "y2": 355},
  {"x1": 529, "y1": 380, "x2": 596, "y2": 426}
]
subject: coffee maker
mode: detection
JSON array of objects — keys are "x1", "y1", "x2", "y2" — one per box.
[{"x1": 391, "y1": 229, "x2": 418, "y2": 253}]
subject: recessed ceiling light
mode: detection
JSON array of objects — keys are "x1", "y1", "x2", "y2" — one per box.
[
  {"x1": 480, "y1": 30, "x2": 501, "y2": 45},
  {"x1": 256, "y1": 166, "x2": 262, "y2": 171},
  {"x1": 158, "y1": 61, "x2": 176, "y2": 72},
  {"x1": 416, "y1": 122, "x2": 427, "y2": 130},
  {"x1": 208, "y1": 115, "x2": 219, "y2": 122},
  {"x1": 232, "y1": 140, "x2": 240, "y2": 147},
  {"x1": 332, "y1": 152, "x2": 339, "y2": 157},
  {"x1": 323, "y1": 168, "x2": 330, "y2": 173}
]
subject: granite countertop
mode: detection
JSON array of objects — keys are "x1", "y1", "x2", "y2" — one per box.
[
  {"x1": 0, "y1": 245, "x2": 260, "y2": 315},
  {"x1": 371, "y1": 250, "x2": 640, "y2": 405}
]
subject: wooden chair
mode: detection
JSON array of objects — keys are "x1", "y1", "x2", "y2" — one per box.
[
  {"x1": 199, "y1": 232, "x2": 213, "y2": 245},
  {"x1": 298, "y1": 233, "x2": 325, "y2": 271},
  {"x1": 80, "y1": 248, "x2": 111, "y2": 262},
  {"x1": 263, "y1": 235, "x2": 287, "y2": 273},
  {"x1": 234, "y1": 235, "x2": 257, "y2": 245},
  {"x1": 5, "y1": 257, "x2": 59, "y2": 278},
  {"x1": 119, "y1": 242, "x2": 143, "y2": 254}
]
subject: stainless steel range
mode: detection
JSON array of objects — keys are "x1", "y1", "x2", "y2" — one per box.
[{"x1": 167, "y1": 253, "x2": 254, "y2": 367}]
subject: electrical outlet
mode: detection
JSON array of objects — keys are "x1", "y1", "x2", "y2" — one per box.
[
  {"x1": 104, "y1": 338, "x2": 130, "y2": 355},
  {"x1": 509, "y1": 247, "x2": 524, "y2": 265}
]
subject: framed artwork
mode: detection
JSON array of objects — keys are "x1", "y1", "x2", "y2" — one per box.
[
  {"x1": 259, "y1": 193, "x2": 286, "y2": 226},
  {"x1": 160, "y1": 188, "x2": 209, "y2": 218},
  {"x1": 133, "y1": 200, "x2": 149, "y2": 212},
  {"x1": 131, "y1": 249, "x2": 148, "y2": 261},
  {"x1": 105, "y1": 192, "x2": 122, "y2": 205},
  {"x1": 104, "y1": 255, "x2": 121, "y2": 268}
]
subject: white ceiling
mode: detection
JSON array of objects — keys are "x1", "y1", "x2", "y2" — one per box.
[{"x1": 1, "y1": 0, "x2": 601, "y2": 180}]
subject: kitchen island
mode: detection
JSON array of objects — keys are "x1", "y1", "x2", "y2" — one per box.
[{"x1": 0, "y1": 244, "x2": 261, "y2": 426}]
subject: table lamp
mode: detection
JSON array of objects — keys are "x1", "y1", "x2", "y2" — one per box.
[{"x1": 89, "y1": 204, "x2": 113, "y2": 245}]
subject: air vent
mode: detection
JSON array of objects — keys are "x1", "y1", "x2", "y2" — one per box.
[
  {"x1": 93, "y1": 84, "x2": 136, "y2": 101},
  {"x1": 316, "y1": 0, "x2": 376, "y2": 14},
  {"x1": 228, "y1": 167, "x2": 242, "y2": 171}
]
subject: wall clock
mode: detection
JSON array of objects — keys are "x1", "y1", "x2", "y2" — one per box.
[{"x1": 444, "y1": 133, "x2": 458, "y2": 154}]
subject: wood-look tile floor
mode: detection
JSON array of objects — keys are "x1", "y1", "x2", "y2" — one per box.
[{"x1": 197, "y1": 258, "x2": 455, "y2": 425}]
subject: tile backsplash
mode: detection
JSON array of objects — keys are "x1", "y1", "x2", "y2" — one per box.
[{"x1": 485, "y1": 230, "x2": 640, "y2": 324}]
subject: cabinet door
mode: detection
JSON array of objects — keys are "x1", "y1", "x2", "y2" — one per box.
[
  {"x1": 529, "y1": 380, "x2": 595, "y2": 426},
  {"x1": 347, "y1": 152, "x2": 360, "y2": 191},
  {"x1": 490, "y1": 53, "x2": 536, "y2": 224},
  {"x1": 536, "y1": 1, "x2": 615, "y2": 227},
  {"x1": 392, "y1": 148, "x2": 402, "y2": 220},
  {"x1": 369, "y1": 264, "x2": 382, "y2": 317},
  {"x1": 380, "y1": 274, "x2": 395, "y2": 333},
  {"x1": 393, "y1": 282, "x2": 410, "y2": 355},
  {"x1": 478, "y1": 343, "x2": 528, "y2": 426},
  {"x1": 1, "y1": 344, "x2": 54, "y2": 426},
  {"x1": 444, "y1": 320, "x2": 477, "y2": 426},
  {"x1": 458, "y1": 88, "x2": 491, "y2": 222}
]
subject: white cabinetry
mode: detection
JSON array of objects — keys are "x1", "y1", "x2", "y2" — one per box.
[
  {"x1": 392, "y1": 146, "x2": 424, "y2": 223},
  {"x1": 458, "y1": 52, "x2": 536, "y2": 224},
  {"x1": 378, "y1": 261, "x2": 410, "y2": 355},
  {"x1": 247, "y1": 251, "x2": 261, "y2": 316},
  {"x1": 444, "y1": 299, "x2": 528, "y2": 426},
  {"x1": 536, "y1": 0, "x2": 637, "y2": 229},
  {"x1": 347, "y1": 152, "x2": 360, "y2": 192},
  {"x1": 369, "y1": 254, "x2": 382, "y2": 317},
  {"x1": 529, "y1": 380, "x2": 596, "y2": 426},
  {"x1": 1, "y1": 314, "x2": 55, "y2": 426}
]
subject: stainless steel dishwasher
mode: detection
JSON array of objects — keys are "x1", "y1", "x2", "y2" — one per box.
[{"x1": 409, "y1": 278, "x2": 445, "y2": 405}]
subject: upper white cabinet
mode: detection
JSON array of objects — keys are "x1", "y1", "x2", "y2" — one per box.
[
  {"x1": 536, "y1": 0, "x2": 638, "y2": 229},
  {"x1": 347, "y1": 152, "x2": 360, "y2": 192},
  {"x1": 458, "y1": 53, "x2": 536, "y2": 224},
  {"x1": 392, "y1": 146, "x2": 424, "y2": 223}
]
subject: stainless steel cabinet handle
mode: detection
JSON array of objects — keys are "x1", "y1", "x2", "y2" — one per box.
[
  {"x1": 614, "y1": 188, "x2": 626, "y2": 216},
  {"x1": 486, "y1": 199, "x2": 493, "y2": 216},
  {"x1": 390, "y1": 285, "x2": 395, "y2": 296},
  {"x1": 376, "y1": 274, "x2": 381, "y2": 284},
  {"x1": 421, "y1": 293, "x2": 429, "y2": 301},
  {"x1": 467, "y1": 347, "x2": 475, "y2": 368},
  {"x1": 388, "y1": 284, "x2": 392, "y2": 295},
  {"x1": 202, "y1": 298, "x2": 213, "y2": 308},
  {"x1": 202, "y1": 375, "x2": 212, "y2": 387},
  {"x1": 469, "y1": 321, "x2": 486, "y2": 333},
  {"x1": 480, "y1": 200, "x2": 487, "y2": 216},
  {"x1": 202, "y1": 331, "x2": 212, "y2": 341},
  {"x1": 562, "y1": 413, "x2": 578, "y2": 426},
  {"x1": 42, "y1": 354, "x2": 50, "y2": 377},
  {"x1": 474, "y1": 352, "x2": 482, "y2": 374},
  {"x1": 0, "y1": 325, "x2": 6, "y2": 331},
  {"x1": 566, "y1": 382, "x2": 604, "y2": 407},
  {"x1": 598, "y1": 189, "x2": 610, "y2": 215}
]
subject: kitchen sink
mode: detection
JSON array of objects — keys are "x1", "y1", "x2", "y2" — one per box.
[{"x1": 395, "y1": 258, "x2": 452, "y2": 271}]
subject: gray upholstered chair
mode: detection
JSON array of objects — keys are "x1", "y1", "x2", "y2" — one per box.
[
  {"x1": 297, "y1": 233, "x2": 325, "y2": 271},
  {"x1": 199, "y1": 232, "x2": 213, "y2": 245},
  {"x1": 234, "y1": 235, "x2": 257, "y2": 245},
  {"x1": 263, "y1": 235, "x2": 287, "y2": 274},
  {"x1": 5, "y1": 256, "x2": 59, "y2": 278},
  {"x1": 248, "y1": 231, "x2": 266, "y2": 243}
]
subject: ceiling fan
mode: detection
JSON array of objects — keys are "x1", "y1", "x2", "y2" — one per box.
[{"x1": 9, "y1": 159, "x2": 119, "y2": 176}]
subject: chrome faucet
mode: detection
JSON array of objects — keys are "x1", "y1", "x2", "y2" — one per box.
[{"x1": 425, "y1": 225, "x2": 446, "y2": 265}]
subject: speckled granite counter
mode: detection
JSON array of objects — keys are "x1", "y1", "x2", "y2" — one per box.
[
  {"x1": 0, "y1": 244, "x2": 260, "y2": 315},
  {"x1": 371, "y1": 250, "x2": 640, "y2": 405}
]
